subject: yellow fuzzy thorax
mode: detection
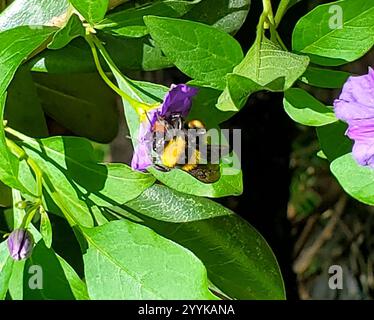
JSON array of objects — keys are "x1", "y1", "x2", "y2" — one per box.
[{"x1": 161, "y1": 136, "x2": 186, "y2": 168}]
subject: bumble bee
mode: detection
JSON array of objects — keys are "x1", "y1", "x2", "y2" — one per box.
[{"x1": 150, "y1": 113, "x2": 228, "y2": 183}]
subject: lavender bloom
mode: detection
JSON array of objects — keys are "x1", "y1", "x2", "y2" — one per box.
[
  {"x1": 131, "y1": 108, "x2": 158, "y2": 171},
  {"x1": 131, "y1": 84, "x2": 198, "y2": 171},
  {"x1": 334, "y1": 67, "x2": 374, "y2": 167},
  {"x1": 7, "y1": 228, "x2": 34, "y2": 261}
]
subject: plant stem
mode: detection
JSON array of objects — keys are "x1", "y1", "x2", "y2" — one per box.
[
  {"x1": 89, "y1": 35, "x2": 141, "y2": 100},
  {"x1": 85, "y1": 33, "x2": 158, "y2": 115},
  {"x1": 276, "y1": 31, "x2": 288, "y2": 50},
  {"x1": 262, "y1": 0, "x2": 275, "y2": 26},
  {"x1": 22, "y1": 204, "x2": 40, "y2": 229},
  {"x1": 274, "y1": 0, "x2": 290, "y2": 27},
  {"x1": 259, "y1": 0, "x2": 288, "y2": 52},
  {"x1": 256, "y1": 12, "x2": 267, "y2": 41},
  {"x1": 5, "y1": 126, "x2": 79, "y2": 228},
  {"x1": 5, "y1": 126, "x2": 36, "y2": 143},
  {"x1": 6, "y1": 137, "x2": 43, "y2": 199},
  {"x1": 6, "y1": 136, "x2": 43, "y2": 228}
]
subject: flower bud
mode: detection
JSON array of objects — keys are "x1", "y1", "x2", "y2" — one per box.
[
  {"x1": 15, "y1": 201, "x2": 28, "y2": 210},
  {"x1": 7, "y1": 229, "x2": 34, "y2": 261}
]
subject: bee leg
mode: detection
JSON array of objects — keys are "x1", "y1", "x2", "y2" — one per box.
[
  {"x1": 170, "y1": 113, "x2": 183, "y2": 130},
  {"x1": 182, "y1": 163, "x2": 198, "y2": 172},
  {"x1": 154, "y1": 164, "x2": 171, "y2": 172}
]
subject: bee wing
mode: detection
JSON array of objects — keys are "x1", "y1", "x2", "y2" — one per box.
[{"x1": 188, "y1": 164, "x2": 221, "y2": 183}]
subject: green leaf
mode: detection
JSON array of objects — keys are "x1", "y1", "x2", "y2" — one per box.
[
  {"x1": 33, "y1": 72, "x2": 119, "y2": 143},
  {"x1": 42, "y1": 0, "x2": 248, "y2": 73},
  {"x1": 98, "y1": 0, "x2": 250, "y2": 38},
  {"x1": 283, "y1": 88, "x2": 337, "y2": 126},
  {"x1": 8, "y1": 260, "x2": 24, "y2": 300},
  {"x1": 0, "y1": 0, "x2": 69, "y2": 31},
  {"x1": 144, "y1": 16, "x2": 243, "y2": 89},
  {"x1": 331, "y1": 153, "x2": 374, "y2": 205},
  {"x1": 83, "y1": 219, "x2": 217, "y2": 299},
  {"x1": 23, "y1": 241, "x2": 76, "y2": 299},
  {"x1": 0, "y1": 95, "x2": 29, "y2": 194},
  {"x1": 216, "y1": 74, "x2": 259, "y2": 112},
  {"x1": 0, "y1": 240, "x2": 13, "y2": 300},
  {"x1": 40, "y1": 208, "x2": 53, "y2": 248},
  {"x1": 300, "y1": 66, "x2": 350, "y2": 89},
  {"x1": 234, "y1": 37, "x2": 309, "y2": 91},
  {"x1": 316, "y1": 121, "x2": 352, "y2": 162},
  {"x1": 121, "y1": 185, "x2": 286, "y2": 299},
  {"x1": 20, "y1": 144, "x2": 95, "y2": 227},
  {"x1": 292, "y1": 0, "x2": 374, "y2": 65},
  {"x1": 48, "y1": 14, "x2": 85, "y2": 50},
  {"x1": 30, "y1": 34, "x2": 171, "y2": 73},
  {"x1": 300, "y1": 54, "x2": 346, "y2": 67},
  {"x1": 217, "y1": 36, "x2": 310, "y2": 111},
  {"x1": 6, "y1": 67, "x2": 48, "y2": 137},
  {"x1": 148, "y1": 165, "x2": 242, "y2": 198},
  {"x1": 69, "y1": 0, "x2": 108, "y2": 24},
  {"x1": 0, "y1": 26, "x2": 55, "y2": 192},
  {"x1": 96, "y1": 0, "x2": 200, "y2": 38},
  {"x1": 57, "y1": 256, "x2": 89, "y2": 300},
  {"x1": 109, "y1": 33, "x2": 169, "y2": 69},
  {"x1": 21, "y1": 136, "x2": 155, "y2": 208},
  {"x1": 125, "y1": 184, "x2": 236, "y2": 223},
  {"x1": 183, "y1": 0, "x2": 250, "y2": 34},
  {"x1": 216, "y1": 74, "x2": 283, "y2": 111}
]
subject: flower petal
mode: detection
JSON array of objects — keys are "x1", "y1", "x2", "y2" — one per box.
[
  {"x1": 131, "y1": 141, "x2": 153, "y2": 171},
  {"x1": 346, "y1": 118, "x2": 374, "y2": 141},
  {"x1": 334, "y1": 99, "x2": 374, "y2": 123},
  {"x1": 352, "y1": 138, "x2": 374, "y2": 168},
  {"x1": 7, "y1": 229, "x2": 34, "y2": 261},
  {"x1": 160, "y1": 84, "x2": 198, "y2": 118},
  {"x1": 334, "y1": 67, "x2": 374, "y2": 122},
  {"x1": 131, "y1": 109, "x2": 159, "y2": 171}
]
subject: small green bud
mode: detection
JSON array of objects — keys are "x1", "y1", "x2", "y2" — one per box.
[{"x1": 15, "y1": 201, "x2": 28, "y2": 210}]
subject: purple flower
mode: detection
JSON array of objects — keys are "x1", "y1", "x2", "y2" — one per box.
[
  {"x1": 160, "y1": 84, "x2": 198, "y2": 118},
  {"x1": 7, "y1": 228, "x2": 34, "y2": 261},
  {"x1": 131, "y1": 108, "x2": 158, "y2": 171},
  {"x1": 334, "y1": 67, "x2": 374, "y2": 167},
  {"x1": 131, "y1": 84, "x2": 198, "y2": 171}
]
